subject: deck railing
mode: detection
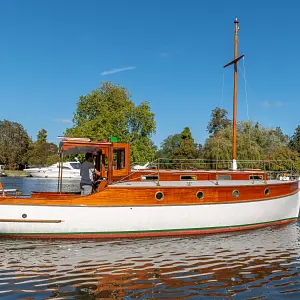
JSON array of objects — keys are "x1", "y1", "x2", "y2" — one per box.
[{"x1": 131, "y1": 158, "x2": 299, "y2": 180}]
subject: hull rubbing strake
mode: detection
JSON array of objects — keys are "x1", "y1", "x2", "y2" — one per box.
[{"x1": 0, "y1": 219, "x2": 63, "y2": 223}]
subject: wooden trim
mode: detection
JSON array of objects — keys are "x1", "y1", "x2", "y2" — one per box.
[
  {"x1": 0, "y1": 181, "x2": 297, "y2": 207},
  {"x1": 96, "y1": 180, "x2": 107, "y2": 192},
  {"x1": 0, "y1": 189, "x2": 297, "y2": 207},
  {"x1": 129, "y1": 170, "x2": 267, "y2": 182},
  {"x1": 0, "y1": 219, "x2": 64, "y2": 223},
  {"x1": 107, "y1": 144, "x2": 113, "y2": 184},
  {"x1": 0, "y1": 183, "x2": 6, "y2": 197},
  {"x1": 112, "y1": 143, "x2": 130, "y2": 178},
  {"x1": 101, "y1": 153, "x2": 106, "y2": 178}
]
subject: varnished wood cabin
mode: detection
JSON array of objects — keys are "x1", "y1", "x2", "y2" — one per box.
[{"x1": 59, "y1": 138, "x2": 267, "y2": 188}]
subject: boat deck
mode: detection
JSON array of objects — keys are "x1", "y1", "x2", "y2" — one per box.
[
  {"x1": 111, "y1": 179, "x2": 296, "y2": 188},
  {"x1": 132, "y1": 169, "x2": 265, "y2": 173}
]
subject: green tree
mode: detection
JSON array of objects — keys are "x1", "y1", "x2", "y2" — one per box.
[
  {"x1": 289, "y1": 125, "x2": 300, "y2": 152},
  {"x1": 65, "y1": 82, "x2": 156, "y2": 163},
  {"x1": 202, "y1": 129, "x2": 233, "y2": 169},
  {"x1": 157, "y1": 127, "x2": 201, "y2": 168},
  {"x1": 26, "y1": 129, "x2": 58, "y2": 166},
  {"x1": 207, "y1": 107, "x2": 231, "y2": 136},
  {"x1": 26, "y1": 142, "x2": 58, "y2": 166},
  {"x1": 156, "y1": 134, "x2": 181, "y2": 158},
  {"x1": 264, "y1": 146, "x2": 300, "y2": 173},
  {"x1": 37, "y1": 128, "x2": 47, "y2": 143},
  {"x1": 271, "y1": 127, "x2": 289, "y2": 144},
  {"x1": 173, "y1": 127, "x2": 199, "y2": 159},
  {"x1": 0, "y1": 120, "x2": 30, "y2": 166},
  {"x1": 155, "y1": 134, "x2": 181, "y2": 168},
  {"x1": 203, "y1": 120, "x2": 293, "y2": 170}
]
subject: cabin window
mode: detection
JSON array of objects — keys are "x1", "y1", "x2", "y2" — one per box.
[
  {"x1": 180, "y1": 175, "x2": 197, "y2": 181},
  {"x1": 70, "y1": 162, "x2": 80, "y2": 169},
  {"x1": 155, "y1": 191, "x2": 164, "y2": 201},
  {"x1": 141, "y1": 175, "x2": 159, "y2": 181},
  {"x1": 217, "y1": 175, "x2": 232, "y2": 180},
  {"x1": 196, "y1": 191, "x2": 204, "y2": 200},
  {"x1": 113, "y1": 148, "x2": 125, "y2": 170},
  {"x1": 264, "y1": 188, "x2": 270, "y2": 196},
  {"x1": 232, "y1": 190, "x2": 239, "y2": 198},
  {"x1": 250, "y1": 175, "x2": 263, "y2": 180}
]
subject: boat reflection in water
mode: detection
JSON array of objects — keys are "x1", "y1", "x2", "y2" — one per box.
[{"x1": 1, "y1": 223, "x2": 300, "y2": 299}]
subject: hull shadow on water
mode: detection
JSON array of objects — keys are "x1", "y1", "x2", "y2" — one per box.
[{"x1": 0, "y1": 178, "x2": 300, "y2": 299}]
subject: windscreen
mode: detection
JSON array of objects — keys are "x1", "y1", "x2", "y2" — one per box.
[{"x1": 70, "y1": 162, "x2": 81, "y2": 169}]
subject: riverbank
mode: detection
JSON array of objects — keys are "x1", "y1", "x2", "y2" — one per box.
[{"x1": 3, "y1": 170, "x2": 30, "y2": 177}]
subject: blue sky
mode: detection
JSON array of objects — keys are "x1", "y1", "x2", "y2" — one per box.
[{"x1": 0, "y1": 0, "x2": 299, "y2": 147}]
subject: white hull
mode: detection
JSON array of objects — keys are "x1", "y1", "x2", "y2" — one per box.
[
  {"x1": 0, "y1": 192, "x2": 299, "y2": 237},
  {"x1": 24, "y1": 162, "x2": 81, "y2": 178},
  {"x1": 24, "y1": 170, "x2": 80, "y2": 178}
]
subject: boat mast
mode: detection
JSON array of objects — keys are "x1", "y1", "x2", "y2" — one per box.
[
  {"x1": 232, "y1": 18, "x2": 239, "y2": 170},
  {"x1": 223, "y1": 18, "x2": 244, "y2": 170}
]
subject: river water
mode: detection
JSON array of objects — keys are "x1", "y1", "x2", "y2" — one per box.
[{"x1": 0, "y1": 178, "x2": 300, "y2": 299}]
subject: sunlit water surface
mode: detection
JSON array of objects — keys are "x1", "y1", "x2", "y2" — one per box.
[{"x1": 0, "y1": 178, "x2": 300, "y2": 299}]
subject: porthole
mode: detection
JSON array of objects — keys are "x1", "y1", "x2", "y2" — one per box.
[
  {"x1": 196, "y1": 191, "x2": 204, "y2": 200},
  {"x1": 232, "y1": 190, "x2": 239, "y2": 198},
  {"x1": 155, "y1": 191, "x2": 164, "y2": 201},
  {"x1": 264, "y1": 188, "x2": 270, "y2": 196}
]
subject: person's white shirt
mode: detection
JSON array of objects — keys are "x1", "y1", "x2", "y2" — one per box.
[{"x1": 80, "y1": 161, "x2": 95, "y2": 186}]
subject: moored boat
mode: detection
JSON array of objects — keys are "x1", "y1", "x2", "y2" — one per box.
[
  {"x1": 24, "y1": 161, "x2": 81, "y2": 178},
  {"x1": 0, "y1": 135, "x2": 299, "y2": 239},
  {"x1": 0, "y1": 165, "x2": 6, "y2": 177},
  {"x1": 0, "y1": 19, "x2": 299, "y2": 239}
]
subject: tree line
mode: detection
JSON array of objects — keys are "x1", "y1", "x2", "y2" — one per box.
[
  {"x1": 0, "y1": 122, "x2": 58, "y2": 168},
  {"x1": 1, "y1": 82, "x2": 300, "y2": 171}
]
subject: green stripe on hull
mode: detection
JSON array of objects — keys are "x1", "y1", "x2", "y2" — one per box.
[{"x1": 0, "y1": 217, "x2": 296, "y2": 236}]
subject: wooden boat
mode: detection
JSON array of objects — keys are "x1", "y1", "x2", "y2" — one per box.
[
  {"x1": 0, "y1": 19, "x2": 299, "y2": 239},
  {"x1": 128, "y1": 167, "x2": 268, "y2": 182}
]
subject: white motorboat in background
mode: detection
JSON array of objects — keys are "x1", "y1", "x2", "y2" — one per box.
[
  {"x1": 24, "y1": 162, "x2": 81, "y2": 178},
  {"x1": 0, "y1": 165, "x2": 6, "y2": 177}
]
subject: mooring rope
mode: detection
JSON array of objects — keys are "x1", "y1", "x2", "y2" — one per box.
[
  {"x1": 240, "y1": 57, "x2": 262, "y2": 181},
  {"x1": 242, "y1": 57, "x2": 249, "y2": 121}
]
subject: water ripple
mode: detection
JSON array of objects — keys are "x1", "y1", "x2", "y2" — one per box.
[{"x1": 0, "y1": 224, "x2": 300, "y2": 299}]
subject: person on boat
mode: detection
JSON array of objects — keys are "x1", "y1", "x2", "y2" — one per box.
[{"x1": 80, "y1": 153, "x2": 100, "y2": 195}]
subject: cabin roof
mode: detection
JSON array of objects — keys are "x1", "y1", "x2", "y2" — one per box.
[
  {"x1": 134, "y1": 169, "x2": 265, "y2": 174},
  {"x1": 59, "y1": 140, "x2": 113, "y2": 154},
  {"x1": 111, "y1": 179, "x2": 293, "y2": 188},
  {"x1": 58, "y1": 137, "x2": 129, "y2": 155}
]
